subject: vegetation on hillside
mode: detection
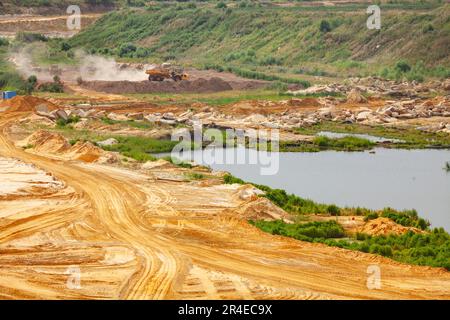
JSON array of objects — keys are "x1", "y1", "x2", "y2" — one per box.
[
  {"x1": 224, "y1": 172, "x2": 446, "y2": 269},
  {"x1": 251, "y1": 219, "x2": 450, "y2": 270},
  {"x1": 69, "y1": 3, "x2": 450, "y2": 80},
  {"x1": 222, "y1": 173, "x2": 426, "y2": 224}
]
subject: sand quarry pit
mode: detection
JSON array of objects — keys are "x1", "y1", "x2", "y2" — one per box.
[{"x1": 1, "y1": 109, "x2": 450, "y2": 299}]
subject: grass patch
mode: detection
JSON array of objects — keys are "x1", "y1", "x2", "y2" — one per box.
[
  {"x1": 56, "y1": 115, "x2": 80, "y2": 128},
  {"x1": 125, "y1": 89, "x2": 291, "y2": 106},
  {"x1": 184, "y1": 172, "x2": 206, "y2": 180},
  {"x1": 313, "y1": 136, "x2": 375, "y2": 151},
  {"x1": 250, "y1": 220, "x2": 345, "y2": 241},
  {"x1": 47, "y1": 126, "x2": 177, "y2": 163},
  {"x1": 101, "y1": 117, "x2": 154, "y2": 130},
  {"x1": 294, "y1": 121, "x2": 450, "y2": 149},
  {"x1": 101, "y1": 136, "x2": 178, "y2": 162},
  {"x1": 279, "y1": 135, "x2": 375, "y2": 152}
]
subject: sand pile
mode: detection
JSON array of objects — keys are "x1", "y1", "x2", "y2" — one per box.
[
  {"x1": 81, "y1": 77, "x2": 233, "y2": 94},
  {"x1": 18, "y1": 130, "x2": 117, "y2": 163},
  {"x1": 359, "y1": 217, "x2": 424, "y2": 236},
  {"x1": 235, "y1": 197, "x2": 292, "y2": 222},
  {"x1": 20, "y1": 130, "x2": 70, "y2": 153},
  {"x1": 0, "y1": 96, "x2": 58, "y2": 113},
  {"x1": 18, "y1": 113, "x2": 55, "y2": 127},
  {"x1": 141, "y1": 159, "x2": 172, "y2": 170},
  {"x1": 233, "y1": 185, "x2": 292, "y2": 223},
  {"x1": 66, "y1": 141, "x2": 103, "y2": 162}
]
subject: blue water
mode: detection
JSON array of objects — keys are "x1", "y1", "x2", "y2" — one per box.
[{"x1": 158, "y1": 147, "x2": 450, "y2": 231}]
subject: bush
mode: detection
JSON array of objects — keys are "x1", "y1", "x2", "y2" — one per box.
[
  {"x1": 381, "y1": 208, "x2": 430, "y2": 230},
  {"x1": 15, "y1": 32, "x2": 47, "y2": 43},
  {"x1": 61, "y1": 42, "x2": 71, "y2": 51},
  {"x1": 56, "y1": 115, "x2": 80, "y2": 128},
  {"x1": 423, "y1": 24, "x2": 434, "y2": 33},
  {"x1": 364, "y1": 212, "x2": 379, "y2": 222},
  {"x1": 0, "y1": 38, "x2": 9, "y2": 46},
  {"x1": 250, "y1": 220, "x2": 345, "y2": 241},
  {"x1": 216, "y1": 1, "x2": 227, "y2": 9},
  {"x1": 327, "y1": 204, "x2": 340, "y2": 216},
  {"x1": 118, "y1": 43, "x2": 137, "y2": 57},
  {"x1": 319, "y1": 20, "x2": 332, "y2": 33},
  {"x1": 395, "y1": 60, "x2": 411, "y2": 73},
  {"x1": 38, "y1": 76, "x2": 64, "y2": 93}
]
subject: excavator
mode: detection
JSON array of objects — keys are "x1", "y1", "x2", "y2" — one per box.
[{"x1": 146, "y1": 63, "x2": 189, "y2": 82}]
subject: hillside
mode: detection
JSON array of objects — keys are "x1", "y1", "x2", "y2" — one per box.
[
  {"x1": 0, "y1": 0, "x2": 117, "y2": 15},
  {"x1": 69, "y1": 2, "x2": 450, "y2": 80}
]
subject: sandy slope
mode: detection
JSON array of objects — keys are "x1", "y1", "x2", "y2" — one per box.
[{"x1": 1, "y1": 112, "x2": 450, "y2": 300}]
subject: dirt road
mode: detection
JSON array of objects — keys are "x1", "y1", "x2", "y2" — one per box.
[
  {"x1": 1, "y1": 112, "x2": 450, "y2": 299},
  {"x1": 0, "y1": 14, "x2": 101, "y2": 38}
]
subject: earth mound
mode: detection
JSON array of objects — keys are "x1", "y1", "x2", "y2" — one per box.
[
  {"x1": 0, "y1": 96, "x2": 58, "y2": 113},
  {"x1": 18, "y1": 130, "x2": 117, "y2": 163},
  {"x1": 20, "y1": 130, "x2": 71, "y2": 154},
  {"x1": 359, "y1": 217, "x2": 424, "y2": 236},
  {"x1": 80, "y1": 77, "x2": 233, "y2": 94}
]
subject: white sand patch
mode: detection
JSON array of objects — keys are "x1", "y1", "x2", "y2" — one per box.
[{"x1": 0, "y1": 157, "x2": 63, "y2": 196}]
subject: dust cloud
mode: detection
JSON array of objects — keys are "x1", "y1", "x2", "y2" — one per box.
[
  {"x1": 78, "y1": 53, "x2": 152, "y2": 81},
  {"x1": 10, "y1": 47, "x2": 154, "y2": 82}
]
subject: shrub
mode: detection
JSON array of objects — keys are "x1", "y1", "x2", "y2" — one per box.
[
  {"x1": 118, "y1": 43, "x2": 137, "y2": 57},
  {"x1": 27, "y1": 75, "x2": 37, "y2": 87},
  {"x1": 327, "y1": 204, "x2": 340, "y2": 216},
  {"x1": 381, "y1": 208, "x2": 429, "y2": 230},
  {"x1": 15, "y1": 32, "x2": 47, "y2": 43},
  {"x1": 61, "y1": 42, "x2": 71, "y2": 51},
  {"x1": 250, "y1": 220, "x2": 345, "y2": 241},
  {"x1": 364, "y1": 212, "x2": 379, "y2": 222},
  {"x1": 423, "y1": 24, "x2": 434, "y2": 33},
  {"x1": 216, "y1": 1, "x2": 227, "y2": 9},
  {"x1": 319, "y1": 20, "x2": 332, "y2": 33},
  {"x1": 395, "y1": 60, "x2": 411, "y2": 73},
  {"x1": 0, "y1": 38, "x2": 9, "y2": 46},
  {"x1": 56, "y1": 115, "x2": 80, "y2": 128},
  {"x1": 38, "y1": 75, "x2": 64, "y2": 93}
]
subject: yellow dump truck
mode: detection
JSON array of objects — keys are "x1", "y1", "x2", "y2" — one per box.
[{"x1": 145, "y1": 64, "x2": 188, "y2": 82}]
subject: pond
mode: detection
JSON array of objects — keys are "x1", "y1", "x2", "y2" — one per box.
[{"x1": 158, "y1": 147, "x2": 450, "y2": 231}]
